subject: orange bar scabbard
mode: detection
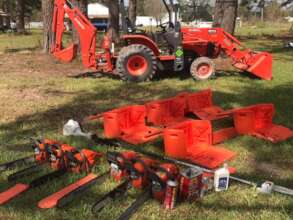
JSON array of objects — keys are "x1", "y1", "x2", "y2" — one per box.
[
  {"x1": 0, "y1": 184, "x2": 30, "y2": 205},
  {"x1": 38, "y1": 173, "x2": 97, "y2": 209}
]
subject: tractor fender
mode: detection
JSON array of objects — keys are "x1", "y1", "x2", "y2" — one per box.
[{"x1": 121, "y1": 35, "x2": 160, "y2": 57}]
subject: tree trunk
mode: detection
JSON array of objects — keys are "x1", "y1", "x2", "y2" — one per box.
[
  {"x1": 0, "y1": 17, "x2": 3, "y2": 29},
  {"x1": 128, "y1": 0, "x2": 137, "y2": 26},
  {"x1": 107, "y1": 0, "x2": 120, "y2": 43},
  {"x1": 213, "y1": 0, "x2": 238, "y2": 34},
  {"x1": 137, "y1": 0, "x2": 145, "y2": 16},
  {"x1": 15, "y1": 0, "x2": 25, "y2": 33},
  {"x1": 42, "y1": 0, "x2": 54, "y2": 53},
  {"x1": 72, "y1": 0, "x2": 88, "y2": 51},
  {"x1": 3, "y1": 0, "x2": 11, "y2": 28}
]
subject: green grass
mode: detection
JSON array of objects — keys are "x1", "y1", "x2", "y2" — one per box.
[
  {"x1": 0, "y1": 30, "x2": 42, "y2": 53},
  {"x1": 0, "y1": 23, "x2": 292, "y2": 220},
  {"x1": 236, "y1": 22, "x2": 293, "y2": 37}
]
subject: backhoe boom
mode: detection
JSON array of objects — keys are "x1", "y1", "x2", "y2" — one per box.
[{"x1": 52, "y1": 0, "x2": 97, "y2": 69}]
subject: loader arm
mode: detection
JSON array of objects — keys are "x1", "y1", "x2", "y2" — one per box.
[
  {"x1": 51, "y1": 0, "x2": 97, "y2": 69},
  {"x1": 216, "y1": 30, "x2": 272, "y2": 80},
  {"x1": 182, "y1": 27, "x2": 273, "y2": 80}
]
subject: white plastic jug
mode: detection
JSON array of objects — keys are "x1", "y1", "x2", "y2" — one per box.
[
  {"x1": 63, "y1": 119, "x2": 92, "y2": 139},
  {"x1": 214, "y1": 163, "x2": 230, "y2": 192}
]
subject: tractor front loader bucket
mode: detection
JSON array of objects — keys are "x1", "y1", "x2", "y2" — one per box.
[
  {"x1": 233, "y1": 51, "x2": 273, "y2": 80},
  {"x1": 52, "y1": 43, "x2": 77, "y2": 63}
]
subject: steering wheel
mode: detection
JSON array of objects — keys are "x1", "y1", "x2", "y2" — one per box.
[
  {"x1": 125, "y1": 17, "x2": 146, "y2": 34},
  {"x1": 158, "y1": 22, "x2": 174, "y2": 32},
  {"x1": 132, "y1": 27, "x2": 146, "y2": 34}
]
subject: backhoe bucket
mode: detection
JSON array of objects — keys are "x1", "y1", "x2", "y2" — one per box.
[
  {"x1": 237, "y1": 52, "x2": 272, "y2": 80},
  {"x1": 52, "y1": 43, "x2": 77, "y2": 63}
]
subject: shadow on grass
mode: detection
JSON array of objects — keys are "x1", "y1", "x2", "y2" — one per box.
[
  {"x1": 68, "y1": 67, "x2": 249, "y2": 83},
  {"x1": 4, "y1": 46, "x2": 40, "y2": 53},
  {"x1": 69, "y1": 68, "x2": 193, "y2": 81},
  {"x1": 198, "y1": 201, "x2": 293, "y2": 214}
]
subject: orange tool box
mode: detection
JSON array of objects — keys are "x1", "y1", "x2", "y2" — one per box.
[
  {"x1": 232, "y1": 104, "x2": 293, "y2": 143},
  {"x1": 145, "y1": 93, "x2": 188, "y2": 127},
  {"x1": 185, "y1": 89, "x2": 229, "y2": 121},
  {"x1": 103, "y1": 105, "x2": 162, "y2": 144},
  {"x1": 164, "y1": 120, "x2": 236, "y2": 169}
]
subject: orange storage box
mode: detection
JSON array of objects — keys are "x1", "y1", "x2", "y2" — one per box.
[
  {"x1": 186, "y1": 89, "x2": 228, "y2": 121},
  {"x1": 103, "y1": 105, "x2": 162, "y2": 144},
  {"x1": 232, "y1": 104, "x2": 293, "y2": 143},
  {"x1": 146, "y1": 93, "x2": 188, "y2": 127},
  {"x1": 164, "y1": 120, "x2": 235, "y2": 169}
]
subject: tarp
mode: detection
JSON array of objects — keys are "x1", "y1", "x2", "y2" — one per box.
[{"x1": 87, "y1": 3, "x2": 109, "y2": 19}]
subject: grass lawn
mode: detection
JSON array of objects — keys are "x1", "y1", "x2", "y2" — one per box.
[{"x1": 0, "y1": 23, "x2": 292, "y2": 220}]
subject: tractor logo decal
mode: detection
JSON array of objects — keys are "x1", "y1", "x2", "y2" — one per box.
[{"x1": 176, "y1": 49, "x2": 184, "y2": 57}]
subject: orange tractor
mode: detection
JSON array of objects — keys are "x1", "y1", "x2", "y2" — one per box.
[{"x1": 51, "y1": 0, "x2": 272, "y2": 82}]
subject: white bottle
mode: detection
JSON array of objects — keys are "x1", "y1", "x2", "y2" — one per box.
[{"x1": 214, "y1": 163, "x2": 230, "y2": 192}]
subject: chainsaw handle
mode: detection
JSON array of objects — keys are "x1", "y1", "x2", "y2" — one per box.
[
  {"x1": 106, "y1": 151, "x2": 125, "y2": 169},
  {"x1": 65, "y1": 151, "x2": 80, "y2": 164},
  {"x1": 65, "y1": 149, "x2": 91, "y2": 173},
  {"x1": 31, "y1": 138, "x2": 43, "y2": 151}
]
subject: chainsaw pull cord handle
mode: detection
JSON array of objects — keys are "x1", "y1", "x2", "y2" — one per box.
[
  {"x1": 64, "y1": 149, "x2": 80, "y2": 168},
  {"x1": 128, "y1": 157, "x2": 155, "y2": 180},
  {"x1": 106, "y1": 151, "x2": 128, "y2": 170},
  {"x1": 154, "y1": 166, "x2": 177, "y2": 181},
  {"x1": 65, "y1": 149, "x2": 90, "y2": 173},
  {"x1": 31, "y1": 139, "x2": 45, "y2": 156},
  {"x1": 31, "y1": 138, "x2": 42, "y2": 149},
  {"x1": 78, "y1": 150, "x2": 91, "y2": 173},
  {"x1": 49, "y1": 143, "x2": 66, "y2": 167},
  {"x1": 148, "y1": 165, "x2": 176, "y2": 190}
]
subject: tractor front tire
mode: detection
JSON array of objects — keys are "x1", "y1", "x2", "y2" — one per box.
[
  {"x1": 190, "y1": 57, "x2": 215, "y2": 81},
  {"x1": 116, "y1": 44, "x2": 157, "y2": 82}
]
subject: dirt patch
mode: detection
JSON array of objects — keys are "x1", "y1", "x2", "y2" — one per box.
[
  {"x1": 14, "y1": 88, "x2": 45, "y2": 101},
  {"x1": 214, "y1": 57, "x2": 235, "y2": 71},
  {"x1": 0, "y1": 53, "x2": 85, "y2": 78},
  {"x1": 250, "y1": 159, "x2": 293, "y2": 179}
]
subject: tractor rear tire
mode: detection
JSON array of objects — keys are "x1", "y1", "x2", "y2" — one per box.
[
  {"x1": 116, "y1": 44, "x2": 157, "y2": 82},
  {"x1": 190, "y1": 57, "x2": 215, "y2": 81}
]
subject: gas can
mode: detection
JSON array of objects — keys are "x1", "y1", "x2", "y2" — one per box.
[
  {"x1": 163, "y1": 180, "x2": 178, "y2": 210},
  {"x1": 179, "y1": 168, "x2": 202, "y2": 202}
]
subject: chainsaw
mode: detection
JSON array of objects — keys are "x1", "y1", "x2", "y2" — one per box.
[
  {"x1": 0, "y1": 139, "x2": 104, "y2": 206},
  {"x1": 0, "y1": 139, "x2": 61, "y2": 174},
  {"x1": 38, "y1": 147, "x2": 105, "y2": 209},
  {"x1": 92, "y1": 151, "x2": 180, "y2": 220},
  {"x1": 94, "y1": 136, "x2": 293, "y2": 197}
]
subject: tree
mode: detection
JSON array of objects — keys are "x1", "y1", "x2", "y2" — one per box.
[
  {"x1": 128, "y1": 0, "x2": 137, "y2": 25},
  {"x1": 213, "y1": 0, "x2": 238, "y2": 34},
  {"x1": 144, "y1": 0, "x2": 166, "y2": 23},
  {"x1": 42, "y1": 0, "x2": 54, "y2": 53},
  {"x1": 0, "y1": 13, "x2": 3, "y2": 29},
  {"x1": 106, "y1": 0, "x2": 119, "y2": 42},
  {"x1": 72, "y1": 0, "x2": 88, "y2": 50},
  {"x1": 15, "y1": 0, "x2": 25, "y2": 33},
  {"x1": 180, "y1": 0, "x2": 213, "y2": 22},
  {"x1": 281, "y1": 0, "x2": 293, "y2": 7},
  {"x1": 137, "y1": 0, "x2": 145, "y2": 15},
  {"x1": 2, "y1": 0, "x2": 11, "y2": 28}
]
